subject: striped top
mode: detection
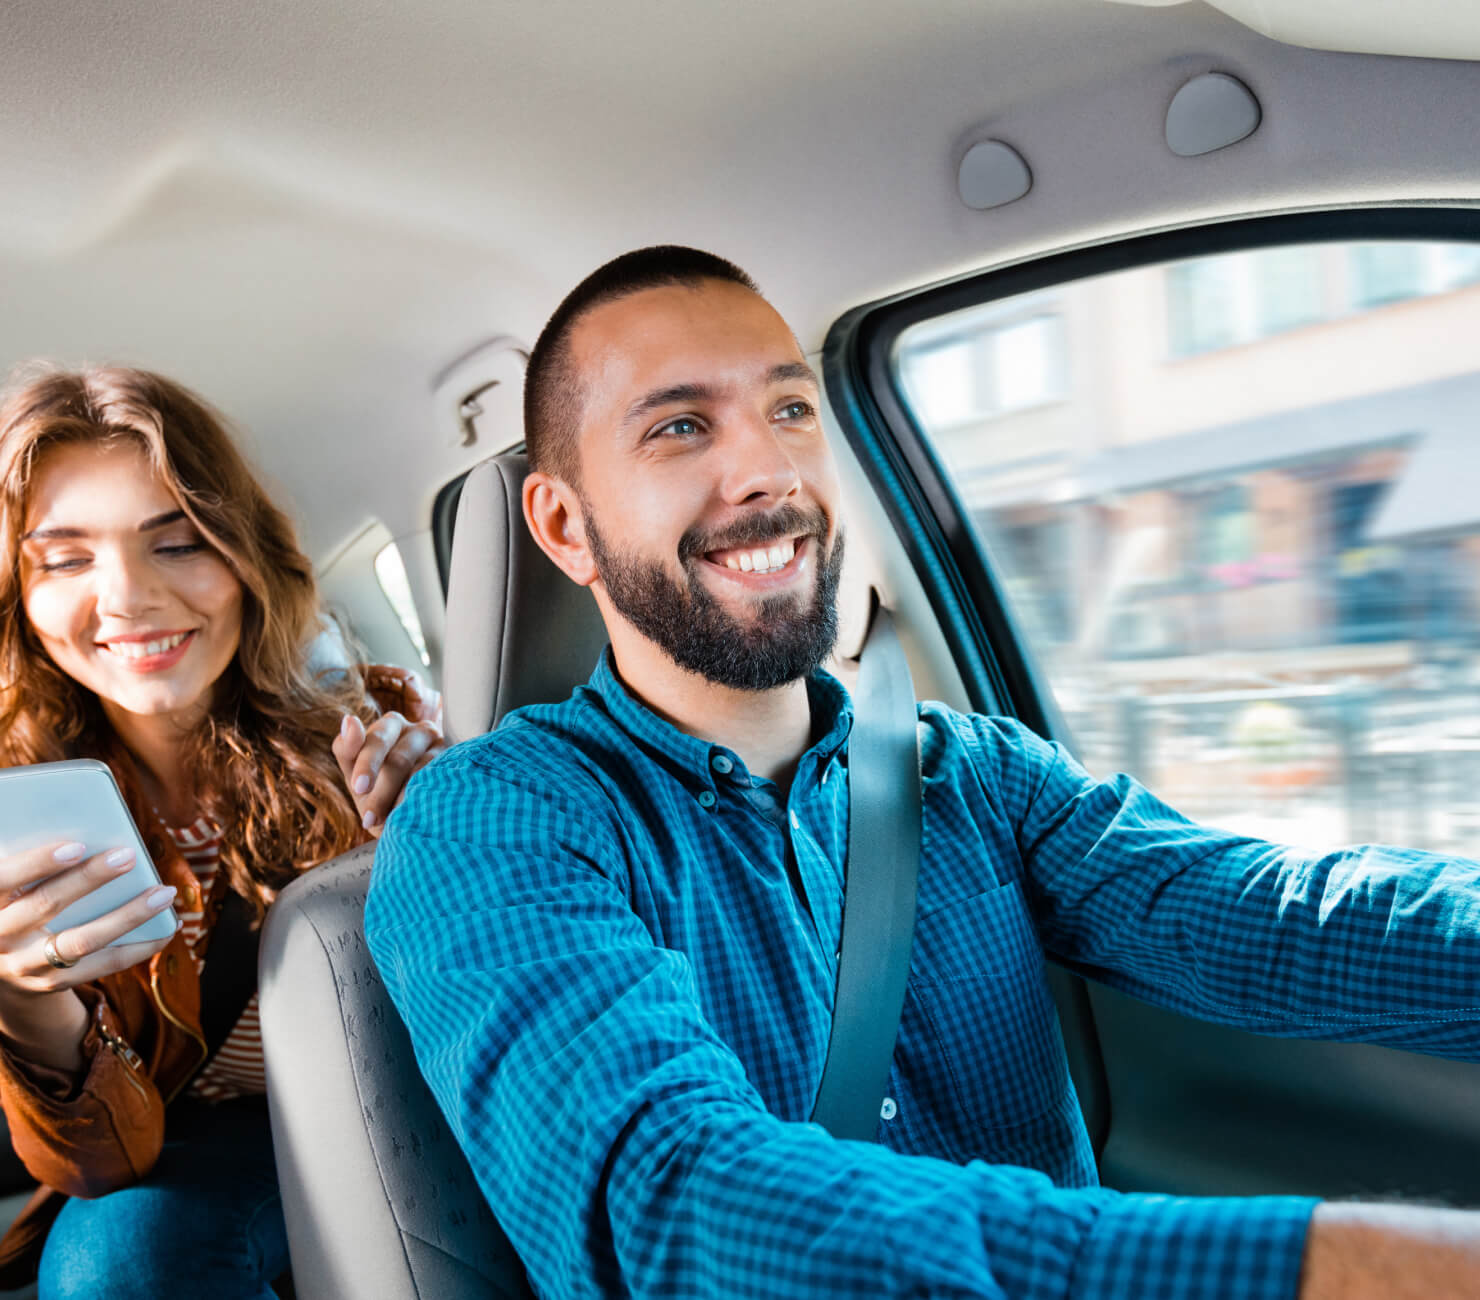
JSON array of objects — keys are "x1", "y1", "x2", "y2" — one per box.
[{"x1": 165, "y1": 817, "x2": 265, "y2": 1102}]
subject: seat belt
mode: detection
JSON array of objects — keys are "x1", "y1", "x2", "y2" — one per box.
[{"x1": 809, "y1": 602, "x2": 921, "y2": 1142}]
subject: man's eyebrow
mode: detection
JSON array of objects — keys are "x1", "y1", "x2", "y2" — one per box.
[
  {"x1": 621, "y1": 364, "x2": 820, "y2": 429},
  {"x1": 22, "y1": 509, "x2": 187, "y2": 542},
  {"x1": 767, "y1": 361, "x2": 819, "y2": 388},
  {"x1": 622, "y1": 382, "x2": 715, "y2": 427}
]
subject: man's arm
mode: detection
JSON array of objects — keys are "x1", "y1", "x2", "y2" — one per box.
[
  {"x1": 366, "y1": 738, "x2": 1315, "y2": 1300},
  {"x1": 1301, "y1": 1204, "x2": 1480, "y2": 1298},
  {"x1": 959, "y1": 713, "x2": 1480, "y2": 1057},
  {"x1": 952, "y1": 714, "x2": 1480, "y2": 1295}
]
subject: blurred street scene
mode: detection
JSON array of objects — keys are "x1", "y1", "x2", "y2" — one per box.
[{"x1": 897, "y1": 239, "x2": 1480, "y2": 854}]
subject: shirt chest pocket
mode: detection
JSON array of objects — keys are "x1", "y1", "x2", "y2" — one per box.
[{"x1": 906, "y1": 882, "x2": 1068, "y2": 1136}]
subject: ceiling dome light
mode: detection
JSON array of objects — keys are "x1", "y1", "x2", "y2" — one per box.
[
  {"x1": 1165, "y1": 72, "x2": 1262, "y2": 156},
  {"x1": 956, "y1": 140, "x2": 1032, "y2": 211}
]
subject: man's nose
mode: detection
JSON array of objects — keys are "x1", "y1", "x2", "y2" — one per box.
[{"x1": 718, "y1": 415, "x2": 802, "y2": 506}]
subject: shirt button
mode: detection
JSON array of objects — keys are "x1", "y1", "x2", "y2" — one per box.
[
  {"x1": 880, "y1": 1097, "x2": 898, "y2": 1121},
  {"x1": 789, "y1": 810, "x2": 800, "y2": 830},
  {"x1": 711, "y1": 754, "x2": 733, "y2": 775},
  {"x1": 697, "y1": 790, "x2": 717, "y2": 809},
  {"x1": 820, "y1": 766, "x2": 830, "y2": 786}
]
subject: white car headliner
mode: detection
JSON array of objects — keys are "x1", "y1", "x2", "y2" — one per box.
[{"x1": 2, "y1": 0, "x2": 1477, "y2": 556}]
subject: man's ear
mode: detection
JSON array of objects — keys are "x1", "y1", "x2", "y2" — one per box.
[{"x1": 523, "y1": 471, "x2": 598, "y2": 588}]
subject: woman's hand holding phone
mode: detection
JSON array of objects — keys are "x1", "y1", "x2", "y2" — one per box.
[
  {"x1": 0, "y1": 840, "x2": 177, "y2": 992},
  {"x1": 0, "y1": 841, "x2": 176, "y2": 1072}
]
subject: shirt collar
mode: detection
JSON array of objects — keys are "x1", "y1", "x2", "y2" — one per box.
[{"x1": 579, "y1": 646, "x2": 854, "y2": 783}]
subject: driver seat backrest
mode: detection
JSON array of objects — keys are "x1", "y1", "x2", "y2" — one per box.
[{"x1": 259, "y1": 451, "x2": 606, "y2": 1299}]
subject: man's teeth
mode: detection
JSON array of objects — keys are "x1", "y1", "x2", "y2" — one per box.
[
  {"x1": 105, "y1": 632, "x2": 189, "y2": 660},
  {"x1": 725, "y1": 538, "x2": 796, "y2": 574}
]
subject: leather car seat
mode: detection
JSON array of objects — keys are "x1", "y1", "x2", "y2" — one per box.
[{"x1": 258, "y1": 451, "x2": 605, "y2": 1299}]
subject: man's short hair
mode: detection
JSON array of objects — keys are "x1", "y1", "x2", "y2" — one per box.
[{"x1": 523, "y1": 245, "x2": 760, "y2": 483}]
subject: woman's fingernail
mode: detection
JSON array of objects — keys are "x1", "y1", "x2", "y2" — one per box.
[
  {"x1": 362, "y1": 810, "x2": 377, "y2": 830},
  {"x1": 53, "y1": 842, "x2": 87, "y2": 864},
  {"x1": 146, "y1": 886, "x2": 177, "y2": 910},
  {"x1": 339, "y1": 714, "x2": 353, "y2": 738},
  {"x1": 104, "y1": 848, "x2": 135, "y2": 870},
  {"x1": 353, "y1": 774, "x2": 371, "y2": 795}
]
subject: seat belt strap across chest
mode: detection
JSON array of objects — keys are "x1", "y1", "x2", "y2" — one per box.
[{"x1": 809, "y1": 603, "x2": 921, "y2": 1142}]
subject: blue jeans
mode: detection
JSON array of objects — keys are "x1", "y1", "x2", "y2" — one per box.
[{"x1": 37, "y1": 1098, "x2": 289, "y2": 1300}]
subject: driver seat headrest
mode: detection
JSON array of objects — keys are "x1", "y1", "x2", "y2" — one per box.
[{"x1": 441, "y1": 450, "x2": 608, "y2": 743}]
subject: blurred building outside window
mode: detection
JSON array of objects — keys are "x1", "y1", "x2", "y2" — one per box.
[
  {"x1": 895, "y1": 239, "x2": 1480, "y2": 858},
  {"x1": 1345, "y1": 241, "x2": 1480, "y2": 309},
  {"x1": 900, "y1": 296, "x2": 1068, "y2": 428},
  {"x1": 1166, "y1": 242, "x2": 1480, "y2": 357}
]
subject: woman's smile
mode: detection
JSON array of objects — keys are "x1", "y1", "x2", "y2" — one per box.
[{"x1": 95, "y1": 628, "x2": 198, "y2": 672}]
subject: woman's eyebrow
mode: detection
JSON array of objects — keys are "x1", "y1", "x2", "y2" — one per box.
[
  {"x1": 21, "y1": 509, "x2": 187, "y2": 542},
  {"x1": 138, "y1": 509, "x2": 188, "y2": 532}
]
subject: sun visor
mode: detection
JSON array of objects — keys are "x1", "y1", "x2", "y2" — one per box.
[{"x1": 1104, "y1": 0, "x2": 1480, "y2": 62}]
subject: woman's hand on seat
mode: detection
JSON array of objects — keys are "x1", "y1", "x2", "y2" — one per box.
[{"x1": 333, "y1": 675, "x2": 446, "y2": 836}]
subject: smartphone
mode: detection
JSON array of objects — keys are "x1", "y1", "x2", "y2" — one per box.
[{"x1": 0, "y1": 759, "x2": 176, "y2": 946}]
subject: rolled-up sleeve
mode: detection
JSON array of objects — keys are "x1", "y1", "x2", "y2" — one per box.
[{"x1": 367, "y1": 740, "x2": 1317, "y2": 1300}]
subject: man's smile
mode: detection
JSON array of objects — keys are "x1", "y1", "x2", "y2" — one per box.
[
  {"x1": 681, "y1": 504, "x2": 831, "y2": 600},
  {"x1": 696, "y1": 535, "x2": 816, "y2": 596},
  {"x1": 704, "y1": 535, "x2": 802, "y2": 575}
]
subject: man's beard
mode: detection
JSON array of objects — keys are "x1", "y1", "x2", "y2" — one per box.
[{"x1": 583, "y1": 500, "x2": 845, "y2": 692}]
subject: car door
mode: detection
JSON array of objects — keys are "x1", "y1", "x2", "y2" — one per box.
[{"x1": 824, "y1": 207, "x2": 1480, "y2": 1205}]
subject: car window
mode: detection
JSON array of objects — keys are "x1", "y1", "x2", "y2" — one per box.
[
  {"x1": 893, "y1": 235, "x2": 1480, "y2": 854},
  {"x1": 374, "y1": 538, "x2": 431, "y2": 668}
]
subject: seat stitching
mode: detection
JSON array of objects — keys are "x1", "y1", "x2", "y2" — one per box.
[{"x1": 287, "y1": 848, "x2": 430, "y2": 1298}]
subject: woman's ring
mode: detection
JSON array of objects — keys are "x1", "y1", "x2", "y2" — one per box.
[{"x1": 42, "y1": 935, "x2": 76, "y2": 970}]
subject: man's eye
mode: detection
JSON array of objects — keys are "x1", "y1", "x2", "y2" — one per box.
[
  {"x1": 775, "y1": 400, "x2": 815, "y2": 421},
  {"x1": 655, "y1": 417, "x2": 702, "y2": 439}
]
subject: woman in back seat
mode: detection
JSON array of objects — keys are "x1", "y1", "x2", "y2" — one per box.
[{"x1": 0, "y1": 366, "x2": 443, "y2": 1298}]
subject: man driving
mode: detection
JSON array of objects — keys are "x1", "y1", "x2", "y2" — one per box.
[{"x1": 366, "y1": 245, "x2": 1480, "y2": 1299}]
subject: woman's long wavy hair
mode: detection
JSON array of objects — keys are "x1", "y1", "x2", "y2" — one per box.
[{"x1": 0, "y1": 365, "x2": 376, "y2": 917}]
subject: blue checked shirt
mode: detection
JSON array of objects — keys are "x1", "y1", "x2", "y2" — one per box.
[{"x1": 366, "y1": 649, "x2": 1480, "y2": 1299}]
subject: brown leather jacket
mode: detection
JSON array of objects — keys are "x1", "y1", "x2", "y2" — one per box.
[{"x1": 0, "y1": 665, "x2": 428, "y2": 1279}]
